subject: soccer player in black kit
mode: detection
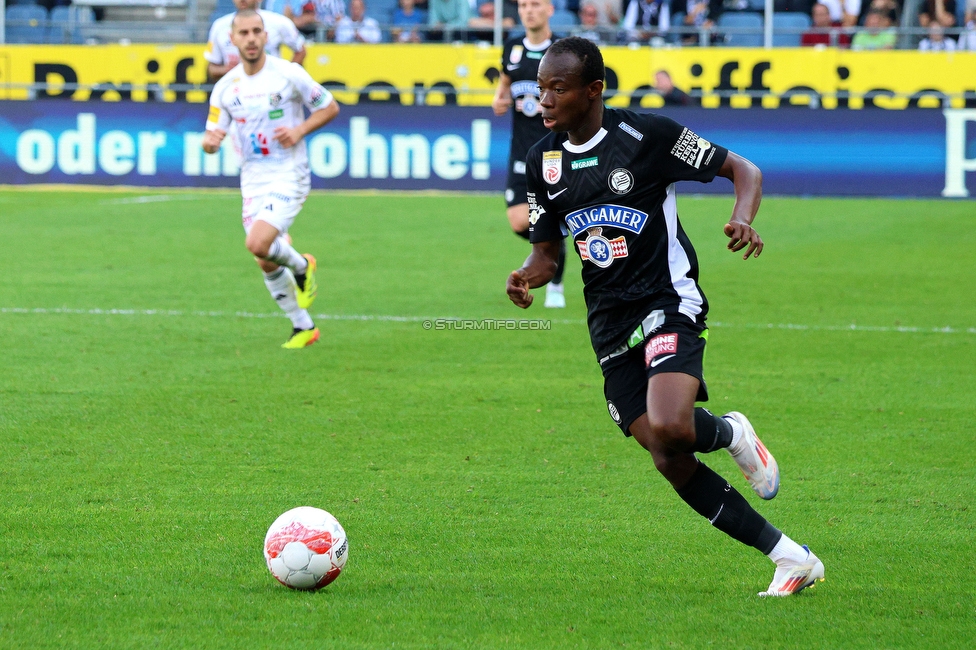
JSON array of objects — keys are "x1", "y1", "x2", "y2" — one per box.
[
  {"x1": 492, "y1": 0, "x2": 568, "y2": 308},
  {"x1": 506, "y1": 37, "x2": 825, "y2": 597}
]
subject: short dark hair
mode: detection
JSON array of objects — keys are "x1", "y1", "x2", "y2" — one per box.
[
  {"x1": 546, "y1": 37, "x2": 604, "y2": 86},
  {"x1": 232, "y1": 8, "x2": 264, "y2": 29}
]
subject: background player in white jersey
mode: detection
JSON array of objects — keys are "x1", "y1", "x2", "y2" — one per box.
[
  {"x1": 205, "y1": 0, "x2": 307, "y2": 82},
  {"x1": 203, "y1": 9, "x2": 340, "y2": 349}
]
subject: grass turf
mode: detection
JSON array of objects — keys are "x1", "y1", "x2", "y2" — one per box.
[{"x1": 0, "y1": 189, "x2": 973, "y2": 649}]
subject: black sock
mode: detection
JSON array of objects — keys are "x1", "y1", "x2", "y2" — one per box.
[
  {"x1": 676, "y1": 461, "x2": 781, "y2": 554},
  {"x1": 514, "y1": 227, "x2": 531, "y2": 241},
  {"x1": 692, "y1": 408, "x2": 733, "y2": 453},
  {"x1": 552, "y1": 238, "x2": 566, "y2": 285}
]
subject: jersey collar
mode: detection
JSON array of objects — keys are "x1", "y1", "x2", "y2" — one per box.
[
  {"x1": 522, "y1": 37, "x2": 552, "y2": 51},
  {"x1": 562, "y1": 128, "x2": 608, "y2": 154}
]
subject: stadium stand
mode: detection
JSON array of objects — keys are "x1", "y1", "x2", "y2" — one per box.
[
  {"x1": 5, "y1": 3, "x2": 49, "y2": 44},
  {"x1": 717, "y1": 11, "x2": 764, "y2": 45},
  {"x1": 772, "y1": 11, "x2": 812, "y2": 45},
  {"x1": 47, "y1": 5, "x2": 97, "y2": 44},
  {"x1": 550, "y1": 7, "x2": 579, "y2": 28}
]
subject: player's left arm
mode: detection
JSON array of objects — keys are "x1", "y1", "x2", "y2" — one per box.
[
  {"x1": 273, "y1": 99, "x2": 340, "y2": 148},
  {"x1": 291, "y1": 46, "x2": 307, "y2": 65},
  {"x1": 273, "y1": 67, "x2": 340, "y2": 148},
  {"x1": 717, "y1": 151, "x2": 764, "y2": 259}
]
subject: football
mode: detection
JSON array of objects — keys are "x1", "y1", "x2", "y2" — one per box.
[{"x1": 263, "y1": 506, "x2": 348, "y2": 590}]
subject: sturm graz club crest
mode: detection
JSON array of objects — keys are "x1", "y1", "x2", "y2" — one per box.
[
  {"x1": 608, "y1": 168, "x2": 634, "y2": 195},
  {"x1": 576, "y1": 227, "x2": 629, "y2": 268}
]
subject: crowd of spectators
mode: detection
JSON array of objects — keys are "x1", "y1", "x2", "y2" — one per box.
[
  {"x1": 243, "y1": 0, "x2": 975, "y2": 48},
  {"x1": 5, "y1": 0, "x2": 976, "y2": 48}
]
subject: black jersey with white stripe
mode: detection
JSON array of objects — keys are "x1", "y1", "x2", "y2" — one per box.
[
  {"x1": 501, "y1": 34, "x2": 557, "y2": 164},
  {"x1": 527, "y1": 108, "x2": 729, "y2": 358}
]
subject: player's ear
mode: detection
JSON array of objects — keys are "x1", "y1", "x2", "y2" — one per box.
[{"x1": 587, "y1": 79, "x2": 604, "y2": 100}]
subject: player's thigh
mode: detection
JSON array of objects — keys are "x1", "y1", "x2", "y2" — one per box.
[
  {"x1": 601, "y1": 346, "x2": 649, "y2": 437},
  {"x1": 242, "y1": 185, "x2": 307, "y2": 237},
  {"x1": 642, "y1": 321, "x2": 709, "y2": 430}
]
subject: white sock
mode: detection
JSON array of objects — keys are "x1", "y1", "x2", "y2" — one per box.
[
  {"x1": 265, "y1": 237, "x2": 307, "y2": 274},
  {"x1": 263, "y1": 267, "x2": 314, "y2": 330},
  {"x1": 724, "y1": 415, "x2": 744, "y2": 451},
  {"x1": 767, "y1": 533, "x2": 808, "y2": 566}
]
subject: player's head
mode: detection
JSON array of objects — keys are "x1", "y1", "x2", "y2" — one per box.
[
  {"x1": 518, "y1": 0, "x2": 554, "y2": 32},
  {"x1": 233, "y1": 0, "x2": 261, "y2": 10},
  {"x1": 231, "y1": 9, "x2": 267, "y2": 64},
  {"x1": 537, "y1": 37, "x2": 605, "y2": 133}
]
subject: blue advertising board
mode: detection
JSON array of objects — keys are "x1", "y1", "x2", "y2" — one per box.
[{"x1": 1, "y1": 101, "x2": 974, "y2": 197}]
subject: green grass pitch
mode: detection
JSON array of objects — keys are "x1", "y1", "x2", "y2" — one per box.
[{"x1": 1, "y1": 188, "x2": 973, "y2": 649}]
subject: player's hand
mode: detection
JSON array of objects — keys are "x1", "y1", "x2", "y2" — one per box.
[
  {"x1": 202, "y1": 129, "x2": 226, "y2": 154},
  {"x1": 492, "y1": 95, "x2": 512, "y2": 116},
  {"x1": 724, "y1": 221, "x2": 763, "y2": 259},
  {"x1": 273, "y1": 126, "x2": 303, "y2": 148},
  {"x1": 506, "y1": 270, "x2": 534, "y2": 308}
]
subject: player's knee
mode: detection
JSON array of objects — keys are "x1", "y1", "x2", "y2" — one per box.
[
  {"x1": 245, "y1": 235, "x2": 270, "y2": 258},
  {"x1": 647, "y1": 414, "x2": 695, "y2": 452}
]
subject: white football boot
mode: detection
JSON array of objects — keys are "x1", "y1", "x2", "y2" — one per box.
[
  {"x1": 724, "y1": 411, "x2": 779, "y2": 500},
  {"x1": 544, "y1": 282, "x2": 566, "y2": 308},
  {"x1": 759, "y1": 545, "x2": 825, "y2": 597}
]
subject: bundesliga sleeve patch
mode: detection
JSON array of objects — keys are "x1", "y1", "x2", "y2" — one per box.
[
  {"x1": 670, "y1": 127, "x2": 716, "y2": 169},
  {"x1": 207, "y1": 105, "x2": 221, "y2": 124},
  {"x1": 645, "y1": 333, "x2": 678, "y2": 368}
]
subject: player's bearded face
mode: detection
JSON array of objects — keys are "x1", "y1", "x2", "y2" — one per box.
[{"x1": 231, "y1": 16, "x2": 268, "y2": 63}]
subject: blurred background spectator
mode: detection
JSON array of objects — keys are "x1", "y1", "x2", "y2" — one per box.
[
  {"x1": 574, "y1": 0, "x2": 617, "y2": 42},
  {"x1": 918, "y1": 0, "x2": 956, "y2": 27},
  {"x1": 391, "y1": 0, "x2": 427, "y2": 41},
  {"x1": 621, "y1": 0, "x2": 671, "y2": 43},
  {"x1": 802, "y1": 2, "x2": 852, "y2": 45},
  {"x1": 468, "y1": 0, "x2": 516, "y2": 39},
  {"x1": 821, "y1": 0, "x2": 860, "y2": 26},
  {"x1": 654, "y1": 70, "x2": 696, "y2": 105},
  {"x1": 428, "y1": 0, "x2": 471, "y2": 40},
  {"x1": 335, "y1": 0, "x2": 383, "y2": 41},
  {"x1": 264, "y1": 0, "x2": 306, "y2": 16},
  {"x1": 959, "y1": 0, "x2": 976, "y2": 48},
  {"x1": 292, "y1": 0, "x2": 347, "y2": 38},
  {"x1": 851, "y1": 7, "x2": 895, "y2": 47},
  {"x1": 917, "y1": 21, "x2": 955, "y2": 47},
  {"x1": 676, "y1": 0, "x2": 723, "y2": 45}
]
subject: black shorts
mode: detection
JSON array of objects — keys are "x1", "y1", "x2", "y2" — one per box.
[
  {"x1": 601, "y1": 319, "x2": 709, "y2": 436},
  {"x1": 505, "y1": 160, "x2": 527, "y2": 208}
]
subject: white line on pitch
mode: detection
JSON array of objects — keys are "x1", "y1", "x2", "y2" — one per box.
[{"x1": 2, "y1": 307, "x2": 975, "y2": 335}]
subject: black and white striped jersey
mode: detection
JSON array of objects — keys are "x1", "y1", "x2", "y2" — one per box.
[{"x1": 527, "y1": 108, "x2": 729, "y2": 358}]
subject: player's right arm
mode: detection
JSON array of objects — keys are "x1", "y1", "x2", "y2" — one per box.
[
  {"x1": 507, "y1": 146, "x2": 561, "y2": 308},
  {"x1": 492, "y1": 72, "x2": 513, "y2": 116},
  {"x1": 202, "y1": 84, "x2": 232, "y2": 154}
]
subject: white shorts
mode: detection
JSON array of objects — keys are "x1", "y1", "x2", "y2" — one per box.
[{"x1": 241, "y1": 184, "x2": 308, "y2": 235}]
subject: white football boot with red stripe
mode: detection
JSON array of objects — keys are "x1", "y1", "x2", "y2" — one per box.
[
  {"x1": 759, "y1": 545, "x2": 825, "y2": 597},
  {"x1": 723, "y1": 411, "x2": 780, "y2": 500}
]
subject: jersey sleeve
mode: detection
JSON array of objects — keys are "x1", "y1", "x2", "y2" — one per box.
[
  {"x1": 288, "y1": 63, "x2": 334, "y2": 112},
  {"x1": 276, "y1": 13, "x2": 306, "y2": 53},
  {"x1": 204, "y1": 21, "x2": 225, "y2": 64},
  {"x1": 645, "y1": 114, "x2": 728, "y2": 185},
  {"x1": 526, "y1": 145, "x2": 563, "y2": 243},
  {"x1": 206, "y1": 84, "x2": 232, "y2": 132}
]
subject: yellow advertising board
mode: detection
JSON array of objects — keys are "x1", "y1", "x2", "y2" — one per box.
[{"x1": 1, "y1": 43, "x2": 974, "y2": 109}]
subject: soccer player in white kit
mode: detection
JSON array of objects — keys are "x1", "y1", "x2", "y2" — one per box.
[
  {"x1": 205, "y1": 0, "x2": 307, "y2": 82},
  {"x1": 203, "y1": 9, "x2": 340, "y2": 349}
]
